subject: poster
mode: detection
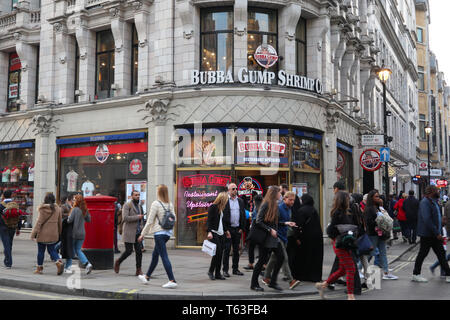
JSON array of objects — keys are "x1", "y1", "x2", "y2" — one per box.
[
  {"x1": 292, "y1": 137, "x2": 321, "y2": 171},
  {"x1": 126, "y1": 180, "x2": 147, "y2": 216}
]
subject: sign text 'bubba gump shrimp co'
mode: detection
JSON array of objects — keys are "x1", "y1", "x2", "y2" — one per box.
[{"x1": 190, "y1": 44, "x2": 323, "y2": 95}]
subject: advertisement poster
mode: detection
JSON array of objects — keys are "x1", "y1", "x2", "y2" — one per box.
[
  {"x1": 292, "y1": 137, "x2": 321, "y2": 171},
  {"x1": 126, "y1": 180, "x2": 147, "y2": 216},
  {"x1": 236, "y1": 136, "x2": 289, "y2": 167}
]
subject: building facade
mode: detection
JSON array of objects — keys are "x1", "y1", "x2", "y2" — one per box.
[{"x1": 0, "y1": 0, "x2": 422, "y2": 247}]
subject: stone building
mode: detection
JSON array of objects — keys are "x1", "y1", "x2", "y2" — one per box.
[{"x1": 0, "y1": 0, "x2": 420, "y2": 247}]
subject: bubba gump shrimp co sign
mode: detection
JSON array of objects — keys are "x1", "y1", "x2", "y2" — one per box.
[{"x1": 360, "y1": 149, "x2": 382, "y2": 172}]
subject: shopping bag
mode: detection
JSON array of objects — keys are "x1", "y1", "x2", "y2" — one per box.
[{"x1": 202, "y1": 239, "x2": 216, "y2": 257}]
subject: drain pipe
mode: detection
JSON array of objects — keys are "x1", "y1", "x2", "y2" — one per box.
[{"x1": 172, "y1": 0, "x2": 175, "y2": 86}]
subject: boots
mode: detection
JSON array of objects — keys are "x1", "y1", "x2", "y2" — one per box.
[
  {"x1": 34, "y1": 266, "x2": 43, "y2": 274},
  {"x1": 136, "y1": 268, "x2": 143, "y2": 276},
  {"x1": 114, "y1": 259, "x2": 120, "y2": 274},
  {"x1": 56, "y1": 260, "x2": 64, "y2": 276}
]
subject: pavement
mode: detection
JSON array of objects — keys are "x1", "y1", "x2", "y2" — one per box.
[{"x1": 0, "y1": 231, "x2": 418, "y2": 300}]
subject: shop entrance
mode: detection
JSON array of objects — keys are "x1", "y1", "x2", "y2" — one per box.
[{"x1": 235, "y1": 170, "x2": 289, "y2": 198}]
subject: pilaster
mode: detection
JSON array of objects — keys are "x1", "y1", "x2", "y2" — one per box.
[
  {"x1": 233, "y1": 0, "x2": 247, "y2": 76},
  {"x1": 75, "y1": 18, "x2": 96, "y2": 102},
  {"x1": 134, "y1": 2, "x2": 152, "y2": 91},
  {"x1": 15, "y1": 38, "x2": 38, "y2": 110},
  {"x1": 0, "y1": 52, "x2": 9, "y2": 113},
  {"x1": 278, "y1": 2, "x2": 301, "y2": 74}
]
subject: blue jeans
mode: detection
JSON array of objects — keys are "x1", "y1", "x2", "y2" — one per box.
[
  {"x1": 66, "y1": 239, "x2": 89, "y2": 269},
  {"x1": 37, "y1": 243, "x2": 60, "y2": 266},
  {"x1": 430, "y1": 253, "x2": 450, "y2": 276},
  {"x1": 0, "y1": 226, "x2": 15, "y2": 267},
  {"x1": 369, "y1": 236, "x2": 389, "y2": 273},
  {"x1": 146, "y1": 235, "x2": 175, "y2": 281}
]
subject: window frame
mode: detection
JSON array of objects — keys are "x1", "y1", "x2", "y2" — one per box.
[
  {"x1": 418, "y1": 66, "x2": 425, "y2": 91},
  {"x1": 75, "y1": 41, "x2": 80, "y2": 102},
  {"x1": 199, "y1": 6, "x2": 234, "y2": 73},
  {"x1": 295, "y1": 17, "x2": 307, "y2": 76},
  {"x1": 131, "y1": 24, "x2": 139, "y2": 95},
  {"x1": 95, "y1": 30, "x2": 115, "y2": 100},
  {"x1": 417, "y1": 27, "x2": 424, "y2": 43}
]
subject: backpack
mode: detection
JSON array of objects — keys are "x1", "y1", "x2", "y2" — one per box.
[
  {"x1": 117, "y1": 208, "x2": 123, "y2": 235},
  {"x1": 375, "y1": 210, "x2": 393, "y2": 233},
  {"x1": 158, "y1": 201, "x2": 175, "y2": 230},
  {"x1": 1, "y1": 202, "x2": 23, "y2": 229}
]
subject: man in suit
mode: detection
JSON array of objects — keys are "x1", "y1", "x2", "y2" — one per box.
[
  {"x1": 222, "y1": 183, "x2": 246, "y2": 277},
  {"x1": 114, "y1": 190, "x2": 144, "y2": 276}
]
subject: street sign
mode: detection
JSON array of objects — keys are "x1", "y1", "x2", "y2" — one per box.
[
  {"x1": 419, "y1": 162, "x2": 427, "y2": 170},
  {"x1": 419, "y1": 169, "x2": 443, "y2": 177},
  {"x1": 361, "y1": 135, "x2": 385, "y2": 146},
  {"x1": 360, "y1": 149, "x2": 382, "y2": 172},
  {"x1": 380, "y1": 148, "x2": 390, "y2": 162}
]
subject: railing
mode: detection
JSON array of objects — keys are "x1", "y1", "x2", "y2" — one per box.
[
  {"x1": 30, "y1": 10, "x2": 41, "y2": 24},
  {"x1": 85, "y1": 0, "x2": 110, "y2": 8},
  {"x1": 0, "y1": 12, "x2": 16, "y2": 30}
]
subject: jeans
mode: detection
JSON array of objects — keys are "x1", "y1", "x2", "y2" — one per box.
[
  {"x1": 146, "y1": 235, "x2": 175, "y2": 281},
  {"x1": 117, "y1": 234, "x2": 142, "y2": 269},
  {"x1": 223, "y1": 227, "x2": 242, "y2": 272},
  {"x1": 66, "y1": 239, "x2": 89, "y2": 269},
  {"x1": 37, "y1": 243, "x2": 60, "y2": 266},
  {"x1": 265, "y1": 241, "x2": 292, "y2": 281},
  {"x1": 430, "y1": 253, "x2": 450, "y2": 276},
  {"x1": 413, "y1": 237, "x2": 450, "y2": 276},
  {"x1": 251, "y1": 243, "x2": 284, "y2": 288},
  {"x1": 209, "y1": 233, "x2": 225, "y2": 277},
  {"x1": 0, "y1": 227, "x2": 15, "y2": 267},
  {"x1": 369, "y1": 236, "x2": 389, "y2": 273}
]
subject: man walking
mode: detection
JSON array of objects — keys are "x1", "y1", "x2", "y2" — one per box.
[
  {"x1": 412, "y1": 186, "x2": 450, "y2": 283},
  {"x1": 262, "y1": 191, "x2": 299, "y2": 290},
  {"x1": 223, "y1": 183, "x2": 246, "y2": 277},
  {"x1": 403, "y1": 190, "x2": 420, "y2": 244},
  {"x1": 114, "y1": 191, "x2": 144, "y2": 276},
  {"x1": 0, "y1": 190, "x2": 23, "y2": 269}
]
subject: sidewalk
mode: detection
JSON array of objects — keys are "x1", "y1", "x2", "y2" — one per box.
[{"x1": 0, "y1": 232, "x2": 417, "y2": 300}]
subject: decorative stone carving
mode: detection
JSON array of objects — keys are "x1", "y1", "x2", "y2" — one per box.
[
  {"x1": 234, "y1": 27, "x2": 246, "y2": 37},
  {"x1": 324, "y1": 105, "x2": 340, "y2": 133},
  {"x1": 53, "y1": 22, "x2": 63, "y2": 33},
  {"x1": 30, "y1": 114, "x2": 61, "y2": 136},
  {"x1": 139, "y1": 39, "x2": 147, "y2": 48},
  {"x1": 138, "y1": 99, "x2": 179, "y2": 125},
  {"x1": 109, "y1": 7, "x2": 120, "y2": 18},
  {"x1": 13, "y1": 32, "x2": 22, "y2": 41}
]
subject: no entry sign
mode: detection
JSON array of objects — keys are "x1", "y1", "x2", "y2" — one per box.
[{"x1": 360, "y1": 149, "x2": 382, "y2": 172}]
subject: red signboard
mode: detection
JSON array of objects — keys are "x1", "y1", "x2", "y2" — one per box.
[
  {"x1": 436, "y1": 180, "x2": 448, "y2": 188},
  {"x1": 360, "y1": 149, "x2": 382, "y2": 172}
]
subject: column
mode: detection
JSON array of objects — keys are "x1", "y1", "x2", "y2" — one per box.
[
  {"x1": 75, "y1": 22, "x2": 96, "y2": 102},
  {"x1": 307, "y1": 17, "x2": 329, "y2": 81},
  {"x1": 15, "y1": 39, "x2": 38, "y2": 110},
  {"x1": 110, "y1": 7, "x2": 131, "y2": 96},
  {"x1": 278, "y1": 3, "x2": 301, "y2": 74},
  {"x1": 0, "y1": 52, "x2": 8, "y2": 113},
  {"x1": 134, "y1": 2, "x2": 151, "y2": 91},
  {"x1": 233, "y1": 0, "x2": 247, "y2": 75}
]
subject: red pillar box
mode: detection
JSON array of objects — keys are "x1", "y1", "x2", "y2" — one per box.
[{"x1": 82, "y1": 196, "x2": 116, "y2": 270}]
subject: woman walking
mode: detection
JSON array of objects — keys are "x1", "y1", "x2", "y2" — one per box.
[
  {"x1": 315, "y1": 191, "x2": 356, "y2": 300},
  {"x1": 394, "y1": 193, "x2": 409, "y2": 243},
  {"x1": 31, "y1": 192, "x2": 64, "y2": 275},
  {"x1": 65, "y1": 194, "x2": 93, "y2": 275},
  {"x1": 138, "y1": 185, "x2": 177, "y2": 288},
  {"x1": 250, "y1": 186, "x2": 293, "y2": 292},
  {"x1": 206, "y1": 192, "x2": 229, "y2": 280}
]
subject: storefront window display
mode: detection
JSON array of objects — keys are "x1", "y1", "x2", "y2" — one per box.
[
  {"x1": 58, "y1": 132, "x2": 147, "y2": 209},
  {"x1": 336, "y1": 142, "x2": 354, "y2": 193},
  {"x1": 0, "y1": 142, "x2": 35, "y2": 228}
]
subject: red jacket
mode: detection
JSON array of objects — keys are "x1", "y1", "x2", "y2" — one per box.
[{"x1": 394, "y1": 198, "x2": 407, "y2": 221}]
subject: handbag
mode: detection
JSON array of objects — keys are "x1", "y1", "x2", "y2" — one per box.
[
  {"x1": 247, "y1": 224, "x2": 269, "y2": 245},
  {"x1": 202, "y1": 239, "x2": 216, "y2": 257},
  {"x1": 335, "y1": 224, "x2": 359, "y2": 251},
  {"x1": 357, "y1": 233, "x2": 374, "y2": 255}
]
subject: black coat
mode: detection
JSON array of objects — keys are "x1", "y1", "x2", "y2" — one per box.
[
  {"x1": 255, "y1": 202, "x2": 279, "y2": 248},
  {"x1": 223, "y1": 197, "x2": 246, "y2": 231},
  {"x1": 60, "y1": 218, "x2": 74, "y2": 259},
  {"x1": 403, "y1": 196, "x2": 420, "y2": 224},
  {"x1": 207, "y1": 204, "x2": 229, "y2": 234}
]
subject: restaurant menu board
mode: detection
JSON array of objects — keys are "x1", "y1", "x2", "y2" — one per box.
[
  {"x1": 292, "y1": 137, "x2": 321, "y2": 171},
  {"x1": 126, "y1": 180, "x2": 147, "y2": 215},
  {"x1": 177, "y1": 171, "x2": 231, "y2": 246},
  {"x1": 236, "y1": 135, "x2": 289, "y2": 167}
]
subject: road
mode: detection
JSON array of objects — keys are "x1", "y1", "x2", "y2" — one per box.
[{"x1": 0, "y1": 286, "x2": 96, "y2": 300}]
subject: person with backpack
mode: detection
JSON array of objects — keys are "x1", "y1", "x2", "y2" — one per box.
[
  {"x1": 364, "y1": 190, "x2": 398, "y2": 280},
  {"x1": 137, "y1": 184, "x2": 177, "y2": 288},
  {"x1": 0, "y1": 190, "x2": 25, "y2": 269}
]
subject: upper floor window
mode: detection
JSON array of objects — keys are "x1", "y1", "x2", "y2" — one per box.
[
  {"x1": 296, "y1": 18, "x2": 306, "y2": 76},
  {"x1": 418, "y1": 66, "x2": 425, "y2": 91},
  {"x1": 200, "y1": 8, "x2": 233, "y2": 72},
  {"x1": 12, "y1": 0, "x2": 18, "y2": 10},
  {"x1": 131, "y1": 24, "x2": 138, "y2": 94},
  {"x1": 75, "y1": 41, "x2": 80, "y2": 102},
  {"x1": 96, "y1": 30, "x2": 115, "y2": 100},
  {"x1": 417, "y1": 27, "x2": 424, "y2": 43},
  {"x1": 7, "y1": 52, "x2": 21, "y2": 112},
  {"x1": 247, "y1": 7, "x2": 278, "y2": 72}
]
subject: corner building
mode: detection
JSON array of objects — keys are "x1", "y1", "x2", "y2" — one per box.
[{"x1": 0, "y1": 0, "x2": 418, "y2": 247}]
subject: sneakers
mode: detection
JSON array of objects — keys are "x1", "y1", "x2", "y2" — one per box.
[
  {"x1": 138, "y1": 274, "x2": 149, "y2": 284},
  {"x1": 315, "y1": 282, "x2": 326, "y2": 299},
  {"x1": 85, "y1": 263, "x2": 93, "y2": 275},
  {"x1": 382, "y1": 273, "x2": 398, "y2": 280},
  {"x1": 261, "y1": 278, "x2": 270, "y2": 286},
  {"x1": 289, "y1": 279, "x2": 301, "y2": 290},
  {"x1": 411, "y1": 275, "x2": 428, "y2": 282},
  {"x1": 162, "y1": 281, "x2": 177, "y2": 289},
  {"x1": 64, "y1": 268, "x2": 73, "y2": 274},
  {"x1": 446, "y1": 276, "x2": 450, "y2": 283}
]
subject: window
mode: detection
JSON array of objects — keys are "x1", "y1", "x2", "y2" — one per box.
[
  {"x1": 95, "y1": 30, "x2": 115, "y2": 100},
  {"x1": 200, "y1": 8, "x2": 233, "y2": 72},
  {"x1": 247, "y1": 8, "x2": 278, "y2": 72},
  {"x1": 34, "y1": 46, "x2": 39, "y2": 104},
  {"x1": 417, "y1": 27, "x2": 423, "y2": 43},
  {"x1": 7, "y1": 52, "x2": 21, "y2": 112},
  {"x1": 131, "y1": 25, "x2": 138, "y2": 95},
  {"x1": 296, "y1": 18, "x2": 307, "y2": 76},
  {"x1": 75, "y1": 42, "x2": 80, "y2": 102},
  {"x1": 11, "y1": 0, "x2": 18, "y2": 10},
  {"x1": 418, "y1": 66, "x2": 425, "y2": 91}
]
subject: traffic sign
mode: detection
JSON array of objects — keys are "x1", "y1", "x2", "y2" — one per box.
[
  {"x1": 419, "y1": 169, "x2": 443, "y2": 177},
  {"x1": 380, "y1": 148, "x2": 390, "y2": 162},
  {"x1": 362, "y1": 135, "x2": 385, "y2": 146}
]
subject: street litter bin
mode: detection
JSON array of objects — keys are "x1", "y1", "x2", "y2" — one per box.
[{"x1": 82, "y1": 196, "x2": 116, "y2": 270}]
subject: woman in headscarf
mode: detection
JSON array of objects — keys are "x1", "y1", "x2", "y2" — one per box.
[{"x1": 287, "y1": 194, "x2": 323, "y2": 282}]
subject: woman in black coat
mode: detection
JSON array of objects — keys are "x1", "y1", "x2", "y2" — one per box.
[
  {"x1": 206, "y1": 192, "x2": 230, "y2": 281},
  {"x1": 287, "y1": 194, "x2": 323, "y2": 282},
  {"x1": 60, "y1": 214, "x2": 74, "y2": 273}
]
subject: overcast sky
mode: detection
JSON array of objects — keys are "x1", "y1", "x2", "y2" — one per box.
[{"x1": 429, "y1": 0, "x2": 450, "y2": 82}]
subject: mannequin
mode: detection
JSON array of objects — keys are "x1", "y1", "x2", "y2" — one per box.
[
  {"x1": 28, "y1": 163, "x2": 35, "y2": 182},
  {"x1": 10, "y1": 166, "x2": 20, "y2": 183},
  {"x1": 66, "y1": 168, "x2": 79, "y2": 192},
  {"x1": 82, "y1": 179, "x2": 95, "y2": 197},
  {"x1": 2, "y1": 167, "x2": 10, "y2": 183}
]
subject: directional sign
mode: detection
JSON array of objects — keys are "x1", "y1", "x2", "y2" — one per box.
[
  {"x1": 362, "y1": 135, "x2": 385, "y2": 146},
  {"x1": 419, "y1": 169, "x2": 443, "y2": 177},
  {"x1": 380, "y1": 148, "x2": 390, "y2": 162}
]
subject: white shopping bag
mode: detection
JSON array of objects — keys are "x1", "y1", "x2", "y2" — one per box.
[{"x1": 202, "y1": 239, "x2": 216, "y2": 257}]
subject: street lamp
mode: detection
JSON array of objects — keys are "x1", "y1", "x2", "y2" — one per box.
[
  {"x1": 425, "y1": 124, "x2": 433, "y2": 185},
  {"x1": 377, "y1": 64, "x2": 392, "y2": 199}
]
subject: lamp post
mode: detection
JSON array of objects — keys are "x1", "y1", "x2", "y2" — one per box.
[
  {"x1": 425, "y1": 124, "x2": 433, "y2": 185},
  {"x1": 377, "y1": 65, "x2": 392, "y2": 199}
]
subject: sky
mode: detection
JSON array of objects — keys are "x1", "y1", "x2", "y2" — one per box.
[{"x1": 429, "y1": 0, "x2": 450, "y2": 82}]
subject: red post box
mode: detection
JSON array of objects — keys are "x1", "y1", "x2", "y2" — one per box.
[{"x1": 82, "y1": 196, "x2": 117, "y2": 270}]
